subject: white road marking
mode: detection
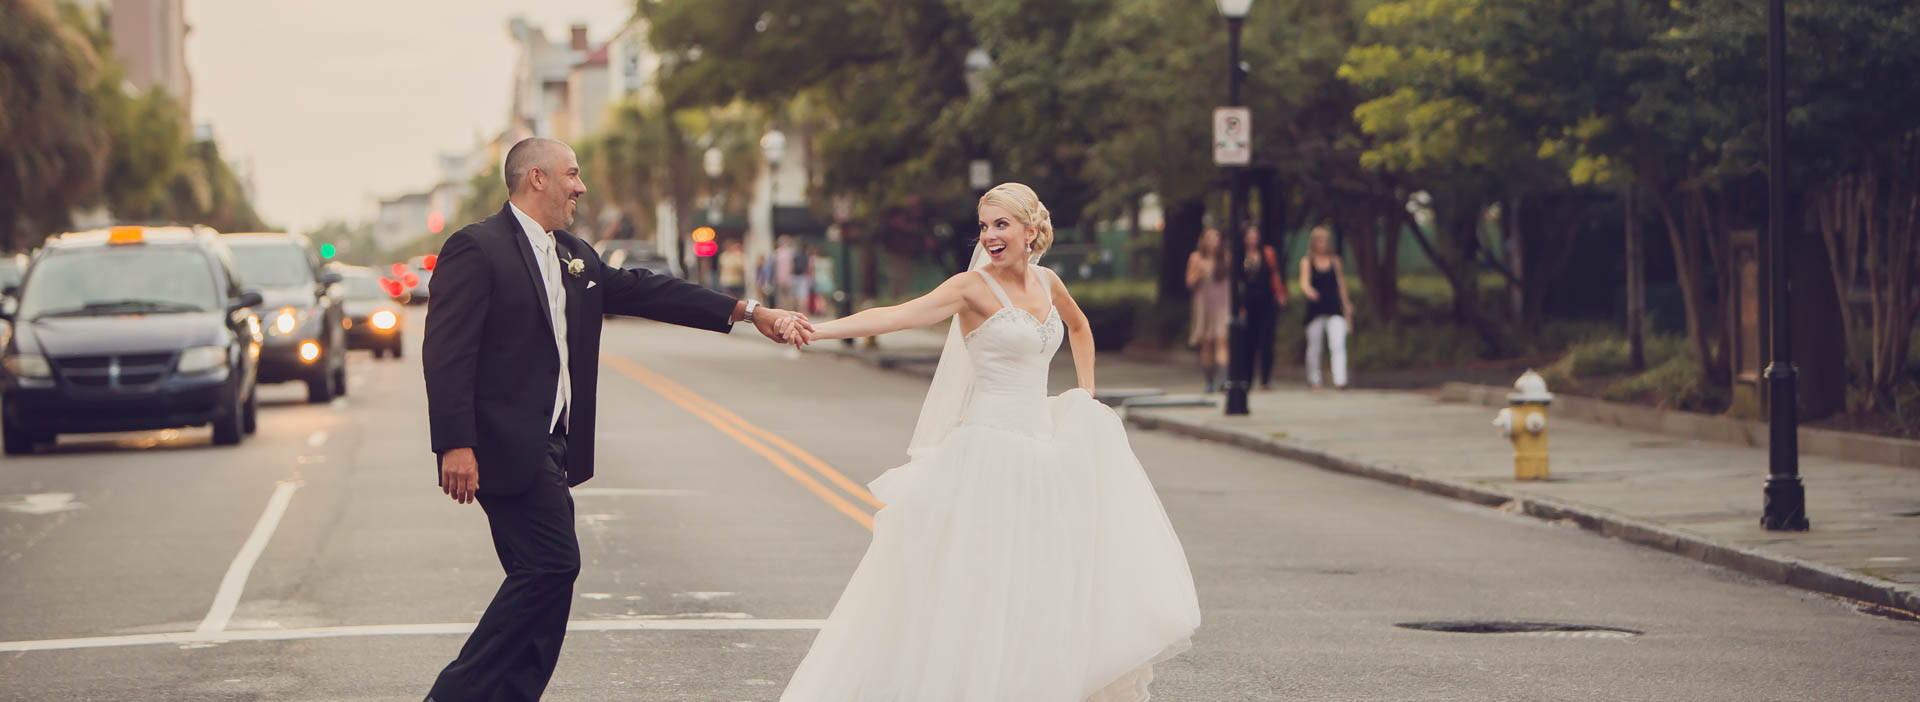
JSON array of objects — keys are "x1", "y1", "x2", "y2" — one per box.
[
  {"x1": 0, "y1": 618, "x2": 827, "y2": 653},
  {"x1": 1867, "y1": 556, "x2": 1910, "y2": 563},
  {"x1": 197, "y1": 481, "x2": 301, "y2": 634},
  {"x1": 307, "y1": 430, "x2": 328, "y2": 447},
  {"x1": 2, "y1": 493, "x2": 84, "y2": 515},
  {"x1": 570, "y1": 487, "x2": 703, "y2": 497},
  {"x1": 676, "y1": 591, "x2": 737, "y2": 602}
]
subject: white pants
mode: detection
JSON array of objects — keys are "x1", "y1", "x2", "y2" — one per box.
[{"x1": 1306, "y1": 315, "x2": 1349, "y2": 388}]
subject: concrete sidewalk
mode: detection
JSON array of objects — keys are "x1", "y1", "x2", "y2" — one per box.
[{"x1": 818, "y1": 330, "x2": 1920, "y2": 615}]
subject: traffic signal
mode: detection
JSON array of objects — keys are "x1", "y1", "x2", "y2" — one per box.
[
  {"x1": 320, "y1": 243, "x2": 337, "y2": 259},
  {"x1": 691, "y1": 227, "x2": 716, "y2": 243},
  {"x1": 694, "y1": 240, "x2": 719, "y2": 257}
]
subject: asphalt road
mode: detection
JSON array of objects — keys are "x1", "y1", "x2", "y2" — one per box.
[{"x1": 1, "y1": 314, "x2": 1914, "y2": 701}]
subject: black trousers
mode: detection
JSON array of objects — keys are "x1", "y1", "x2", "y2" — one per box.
[
  {"x1": 430, "y1": 431, "x2": 579, "y2": 702},
  {"x1": 1247, "y1": 304, "x2": 1281, "y2": 386}
]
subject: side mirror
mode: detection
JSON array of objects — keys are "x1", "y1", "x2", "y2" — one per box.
[{"x1": 230, "y1": 290, "x2": 264, "y2": 311}]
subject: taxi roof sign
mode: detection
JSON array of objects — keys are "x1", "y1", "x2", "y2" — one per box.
[{"x1": 107, "y1": 226, "x2": 145, "y2": 245}]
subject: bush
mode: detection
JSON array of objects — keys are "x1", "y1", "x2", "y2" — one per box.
[
  {"x1": 1345, "y1": 322, "x2": 1489, "y2": 370},
  {"x1": 1539, "y1": 334, "x2": 1688, "y2": 391},
  {"x1": 1602, "y1": 350, "x2": 1728, "y2": 412},
  {"x1": 1068, "y1": 279, "x2": 1157, "y2": 351}
]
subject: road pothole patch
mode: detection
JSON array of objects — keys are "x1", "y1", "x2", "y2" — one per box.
[{"x1": 1395, "y1": 620, "x2": 1642, "y2": 639}]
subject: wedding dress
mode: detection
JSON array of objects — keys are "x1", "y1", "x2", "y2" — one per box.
[{"x1": 780, "y1": 263, "x2": 1201, "y2": 702}]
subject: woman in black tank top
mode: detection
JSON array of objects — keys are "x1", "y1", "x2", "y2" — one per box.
[{"x1": 1296, "y1": 227, "x2": 1352, "y2": 389}]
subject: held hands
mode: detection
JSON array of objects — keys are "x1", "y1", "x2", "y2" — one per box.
[
  {"x1": 440, "y1": 447, "x2": 479, "y2": 505},
  {"x1": 754, "y1": 308, "x2": 815, "y2": 347}
]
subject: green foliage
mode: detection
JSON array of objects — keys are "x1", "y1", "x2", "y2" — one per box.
[
  {"x1": 1603, "y1": 349, "x2": 1727, "y2": 413},
  {"x1": 1538, "y1": 334, "x2": 1686, "y2": 391},
  {"x1": 0, "y1": 0, "x2": 110, "y2": 250}
]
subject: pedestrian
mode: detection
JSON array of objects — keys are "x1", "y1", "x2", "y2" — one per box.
[
  {"x1": 785, "y1": 182, "x2": 1199, "y2": 701},
  {"x1": 787, "y1": 240, "x2": 812, "y2": 317},
  {"x1": 773, "y1": 235, "x2": 799, "y2": 311},
  {"x1": 1298, "y1": 225, "x2": 1353, "y2": 390},
  {"x1": 419, "y1": 137, "x2": 810, "y2": 702},
  {"x1": 808, "y1": 245, "x2": 834, "y2": 316},
  {"x1": 718, "y1": 240, "x2": 746, "y2": 298},
  {"x1": 1187, "y1": 227, "x2": 1231, "y2": 392},
  {"x1": 1240, "y1": 224, "x2": 1289, "y2": 390}
]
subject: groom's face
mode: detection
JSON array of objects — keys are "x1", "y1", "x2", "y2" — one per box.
[{"x1": 535, "y1": 148, "x2": 587, "y2": 228}]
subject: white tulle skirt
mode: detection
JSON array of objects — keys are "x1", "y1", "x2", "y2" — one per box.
[{"x1": 780, "y1": 390, "x2": 1201, "y2": 702}]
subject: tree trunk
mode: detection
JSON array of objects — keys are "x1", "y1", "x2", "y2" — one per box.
[
  {"x1": 1626, "y1": 188, "x2": 1646, "y2": 370},
  {"x1": 1338, "y1": 191, "x2": 1399, "y2": 325},
  {"x1": 1158, "y1": 198, "x2": 1206, "y2": 302}
]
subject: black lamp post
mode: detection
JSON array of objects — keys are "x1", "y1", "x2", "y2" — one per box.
[
  {"x1": 1218, "y1": 0, "x2": 1253, "y2": 415},
  {"x1": 1762, "y1": 0, "x2": 1808, "y2": 531}
]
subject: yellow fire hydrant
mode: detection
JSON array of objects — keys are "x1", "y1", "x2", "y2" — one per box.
[{"x1": 1492, "y1": 370, "x2": 1553, "y2": 480}]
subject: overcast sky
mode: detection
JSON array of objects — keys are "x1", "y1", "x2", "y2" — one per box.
[{"x1": 185, "y1": 0, "x2": 634, "y2": 232}]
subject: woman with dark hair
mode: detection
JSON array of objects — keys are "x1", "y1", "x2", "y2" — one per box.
[{"x1": 1240, "y1": 225, "x2": 1289, "y2": 390}]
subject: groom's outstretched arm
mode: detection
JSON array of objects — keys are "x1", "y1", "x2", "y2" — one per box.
[
  {"x1": 599, "y1": 258, "x2": 738, "y2": 332},
  {"x1": 423, "y1": 230, "x2": 489, "y2": 454}
]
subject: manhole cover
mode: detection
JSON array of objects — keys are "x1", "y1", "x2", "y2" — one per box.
[{"x1": 1395, "y1": 621, "x2": 1641, "y2": 639}]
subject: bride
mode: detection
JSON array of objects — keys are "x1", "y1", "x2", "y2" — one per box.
[{"x1": 781, "y1": 183, "x2": 1201, "y2": 701}]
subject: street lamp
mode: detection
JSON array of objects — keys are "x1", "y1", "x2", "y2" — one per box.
[
  {"x1": 701, "y1": 147, "x2": 724, "y2": 287},
  {"x1": 964, "y1": 47, "x2": 995, "y2": 274},
  {"x1": 1761, "y1": 0, "x2": 1807, "y2": 531},
  {"x1": 1218, "y1": 0, "x2": 1253, "y2": 416}
]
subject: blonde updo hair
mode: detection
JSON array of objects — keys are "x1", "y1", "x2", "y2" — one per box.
[{"x1": 978, "y1": 182, "x2": 1054, "y2": 259}]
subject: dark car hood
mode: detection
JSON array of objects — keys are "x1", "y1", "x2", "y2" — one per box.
[
  {"x1": 255, "y1": 286, "x2": 317, "y2": 310},
  {"x1": 13, "y1": 313, "x2": 228, "y2": 358},
  {"x1": 344, "y1": 298, "x2": 399, "y2": 318}
]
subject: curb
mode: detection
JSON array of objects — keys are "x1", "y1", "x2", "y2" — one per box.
[{"x1": 1123, "y1": 409, "x2": 1920, "y2": 616}]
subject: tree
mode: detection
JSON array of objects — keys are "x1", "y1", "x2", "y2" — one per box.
[{"x1": 0, "y1": 0, "x2": 110, "y2": 251}]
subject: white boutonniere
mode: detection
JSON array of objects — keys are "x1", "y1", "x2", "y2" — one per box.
[{"x1": 565, "y1": 256, "x2": 586, "y2": 277}]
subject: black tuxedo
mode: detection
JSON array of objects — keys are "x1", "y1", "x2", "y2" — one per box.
[
  {"x1": 421, "y1": 202, "x2": 736, "y2": 701},
  {"x1": 424, "y1": 202, "x2": 736, "y2": 494}
]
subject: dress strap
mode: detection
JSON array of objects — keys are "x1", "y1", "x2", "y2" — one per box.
[
  {"x1": 1032, "y1": 266, "x2": 1058, "y2": 317},
  {"x1": 975, "y1": 269, "x2": 1014, "y2": 310}
]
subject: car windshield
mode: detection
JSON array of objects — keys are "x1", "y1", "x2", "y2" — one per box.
[
  {"x1": 17, "y1": 247, "x2": 219, "y2": 319},
  {"x1": 228, "y1": 243, "x2": 314, "y2": 288},
  {"x1": 343, "y1": 275, "x2": 390, "y2": 300}
]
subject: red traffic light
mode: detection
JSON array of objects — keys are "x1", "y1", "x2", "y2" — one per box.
[
  {"x1": 694, "y1": 240, "x2": 719, "y2": 257},
  {"x1": 421, "y1": 254, "x2": 437, "y2": 271}
]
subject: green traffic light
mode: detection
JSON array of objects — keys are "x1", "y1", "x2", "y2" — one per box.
[{"x1": 320, "y1": 243, "x2": 336, "y2": 259}]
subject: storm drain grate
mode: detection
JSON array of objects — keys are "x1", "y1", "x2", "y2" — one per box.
[{"x1": 1395, "y1": 621, "x2": 1641, "y2": 639}]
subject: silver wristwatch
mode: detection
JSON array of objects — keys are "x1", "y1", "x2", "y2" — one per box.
[{"x1": 742, "y1": 299, "x2": 761, "y2": 323}]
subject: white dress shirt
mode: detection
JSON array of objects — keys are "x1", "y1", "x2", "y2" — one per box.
[{"x1": 510, "y1": 202, "x2": 570, "y2": 433}]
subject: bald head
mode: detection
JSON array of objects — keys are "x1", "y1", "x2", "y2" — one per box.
[
  {"x1": 503, "y1": 137, "x2": 586, "y2": 231},
  {"x1": 503, "y1": 137, "x2": 571, "y2": 194}
]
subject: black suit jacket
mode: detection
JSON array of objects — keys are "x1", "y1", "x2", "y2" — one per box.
[{"x1": 423, "y1": 203, "x2": 737, "y2": 495}]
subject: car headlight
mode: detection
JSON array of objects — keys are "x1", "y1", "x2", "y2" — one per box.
[
  {"x1": 271, "y1": 307, "x2": 301, "y2": 335},
  {"x1": 2, "y1": 353, "x2": 51, "y2": 379},
  {"x1": 371, "y1": 309, "x2": 398, "y2": 330},
  {"x1": 177, "y1": 346, "x2": 228, "y2": 374}
]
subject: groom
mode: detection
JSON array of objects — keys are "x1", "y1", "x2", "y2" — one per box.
[{"x1": 421, "y1": 137, "x2": 809, "y2": 701}]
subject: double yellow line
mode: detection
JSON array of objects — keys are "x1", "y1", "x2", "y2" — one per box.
[{"x1": 603, "y1": 354, "x2": 883, "y2": 530}]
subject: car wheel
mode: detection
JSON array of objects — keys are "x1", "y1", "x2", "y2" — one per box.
[
  {"x1": 3, "y1": 419, "x2": 36, "y2": 456},
  {"x1": 373, "y1": 347, "x2": 385, "y2": 359},
  {"x1": 212, "y1": 390, "x2": 245, "y2": 446},
  {"x1": 242, "y1": 387, "x2": 259, "y2": 435},
  {"x1": 391, "y1": 339, "x2": 405, "y2": 360},
  {"x1": 306, "y1": 366, "x2": 336, "y2": 403}
]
